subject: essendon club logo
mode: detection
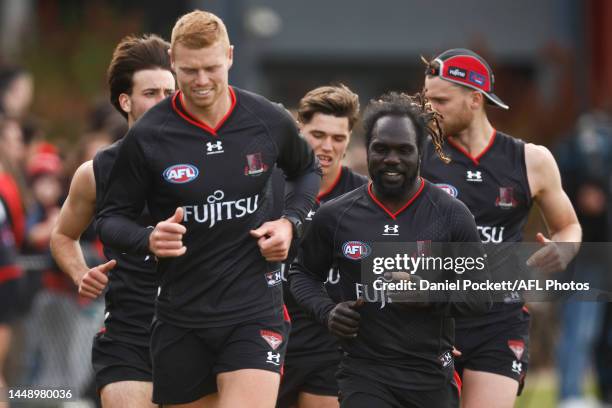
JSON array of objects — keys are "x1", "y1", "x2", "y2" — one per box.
[
  {"x1": 163, "y1": 164, "x2": 199, "y2": 184},
  {"x1": 342, "y1": 241, "x2": 371, "y2": 260},
  {"x1": 496, "y1": 187, "x2": 517, "y2": 209},
  {"x1": 260, "y1": 330, "x2": 283, "y2": 350},
  {"x1": 244, "y1": 152, "x2": 269, "y2": 176},
  {"x1": 508, "y1": 339, "x2": 525, "y2": 361}
]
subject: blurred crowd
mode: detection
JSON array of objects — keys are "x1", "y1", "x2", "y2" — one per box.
[{"x1": 0, "y1": 60, "x2": 610, "y2": 408}]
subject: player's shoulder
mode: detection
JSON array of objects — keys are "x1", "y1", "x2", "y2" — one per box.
[
  {"x1": 130, "y1": 96, "x2": 174, "y2": 135},
  {"x1": 318, "y1": 184, "x2": 367, "y2": 217},
  {"x1": 234, "y1": 86, "x2": 294, "y2": 124},
  {"x1": 342, "y1": 167, "x2": 369, "y2": 190},
  {"x1": 94, "y1": 139, "x2": 123, "y2": 165},
  {"x1": 422, "y1": 179, "x2": 472, "y2": 218}
]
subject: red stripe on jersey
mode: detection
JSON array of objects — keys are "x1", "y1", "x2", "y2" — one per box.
[
  {"x1": 367, "y1": 178, "x2": 425, "y2": 220},
  {"x1": 316, "y1": 167, "x2": 343, "y2": 203},
  {"x1": 171, "y1": 87, "x2": 237, "y2": 136},
  {"x1": 0, "y1": 173, "x2": 25, "y2": 246},
  {"x1": 283, "y1": 304, "x2": 291, "y2": 322},
  {"x1": 446, "y1": 129, "x2": 497, "y2": 165},
  {"x1": 0, "y1": 265, "x2": 22, "y2": 284},
  {"x1": 453, "y1": 369, "x2": 462, "y2": 397}
]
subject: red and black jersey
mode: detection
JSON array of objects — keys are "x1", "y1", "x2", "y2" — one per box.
[
  {"x1": 421, "y1": 130, "x2": 533, "y2": 327},
  {"x1": 289, "y1": 180, "x2": 490, "y2": 390},
  {"x1": 97, "y1": 87, "x2": 320, "y2": 328},
  {"x1": 283, "y1": 166, "x2": 367, "y2": 361},
  {"x1": 93, "y1": 139, "x2": 157, "y2": 345},
  {"x1": 0, "y1": 197, "x2": 22, "y2": 284}
]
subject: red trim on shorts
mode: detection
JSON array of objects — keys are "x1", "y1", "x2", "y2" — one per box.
[
  {"x1": 283, "y1": 304, "x2": 291, "y2": 322},
  {"x1": 316, "y1": 167, "x2": 343, "y2": 203},
  {"x1": 171, "y1": 87, "x2": 237, "y2": 136},
  {"x1": 453, "y1": 370, "x2": 462, "y2": 397},
  {"x1": 446, "y1": 129, "x2": 497, "y2": 165},
  {"x1": 0, "y1": 265, "x2": 22, "y2": 283},
  {"x1": 366, "y1": 178, "x2": 425, "y2": 220}
]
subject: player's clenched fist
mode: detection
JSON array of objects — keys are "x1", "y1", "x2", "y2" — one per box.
[
  {"x1": 149, "y1": 207, "x2": 187, "y2": 258},
  {"x1": 250, "y1": 217, "x2": 293, "y2": 261},
  {"x1": 78, "y1": 259, "x2": 116, "y2": 299},
  {"x1": 327, "y1": 298, "x2": 364, "y2": 338}
]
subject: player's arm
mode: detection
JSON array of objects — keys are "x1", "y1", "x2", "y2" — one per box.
[
  {"x1": 251, "y1": 107, "x2": 321, "y2": 261},
  {"x1": 50, "y1": 161, "x2": 115, "y2": 298},
  {"x1": 96, "y1": 127, "x2": 182, "y2": 257},
  {"x1": 289, "y1": 208, "x2": 361, "y2": 338},
  {"x1": 525, "y1": 144, "x2": 582, "y2": 272}
]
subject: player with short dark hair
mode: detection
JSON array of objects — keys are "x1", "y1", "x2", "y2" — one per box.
[
  {"x1": 277, "y1": 84, "x2": 366, "y2": 408},
  {"x1": 289, "y1": 92, "x2": 491, "y2": 408},
  {"x1": 50, "y1": 34, "x2": 175, "y2": 407},
  {"x1": 421, "y1": 48, "x2": 581, "y2": 408},
  {"x1": 96, "y1": 10, "x2": 321, "y2": 408}
]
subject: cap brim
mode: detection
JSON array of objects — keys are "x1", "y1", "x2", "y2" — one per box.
[{"x1": 484, "y1": 92, "x2": 509, "y2": 110}]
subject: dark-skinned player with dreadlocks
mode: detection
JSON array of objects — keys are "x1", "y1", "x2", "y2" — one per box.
[
  {"x1": 289, "y1": 92, "x2": 492, "y2": 408},
  {"x1": 420, "y1": 48, "x2": 581, "y2": 408}
]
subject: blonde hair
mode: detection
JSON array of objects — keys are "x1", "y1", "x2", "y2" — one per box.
[{"x1": 171, "y1": 10, "x2": 230, "y2": 53}]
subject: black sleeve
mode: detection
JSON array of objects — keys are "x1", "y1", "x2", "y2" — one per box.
[
  {"x1": 95, "y1": 126, "x2": 152, "y2": 255},
  {"x1": 288, "y1": 207, "x2": 336, "y2": 326},
  {"x1": 434, "y1": 202, "x2": 492, "y2": 317},
  {"x1": 272, "y1": 107, "x2": 321, "y2": 223}
]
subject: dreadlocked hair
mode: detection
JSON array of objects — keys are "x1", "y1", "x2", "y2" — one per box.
[
  {"x1": 363, "y1": 91, "x2": 450, "y2": 164},
  {"x1": 406, "y1": 91, "x2": 450, "y2": 163}
]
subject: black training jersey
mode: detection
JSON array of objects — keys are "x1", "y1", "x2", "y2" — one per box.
[
  {"x1": 0, "y1": 198, "x2": 22, "y2": 285},
  {"x1": 421, "y1": 130, "x2": 533, "y2": 327},
  {"x1": 97, "y1": 87, "x2": 319, "y2": 328},
  {"x1": 283, "y1": 166, "x2": 368, "y2": 361},
  {"x1": 93, "y1": 140, "x2": 157, "y2": 346},
  {"x1": 289, "y1": 180, "x2": 491, "y2": 390}
]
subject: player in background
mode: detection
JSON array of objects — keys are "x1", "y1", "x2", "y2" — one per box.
[
  {"x1": 96, "y1": 10, "x2": 320, "y2": 408},
  {"x1": 421, "y1": 48, "x2": 581, "y2": 408},
  {"x1": 50, "y1": 34, "x2": 176, "y2": 408},
  {"x1": 277, "y1": 84, "x2": 366, "y2": 408},
  {"x1": 290, "y1": 92, "x2": 491, "y2": 408}
]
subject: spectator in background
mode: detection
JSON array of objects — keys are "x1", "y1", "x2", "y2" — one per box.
[
  {"x1": 554, "y1": 111, "x2": 612, "y2": 408},
  {"x1": 0, "y1": 66, "x2": 34, "y2": 120},
  {"x1": 0, "y1": 117, "x2": 26, "y2": 408}
]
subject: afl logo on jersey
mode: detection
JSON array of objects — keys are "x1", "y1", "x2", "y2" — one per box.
[
  {"x1": 163, "y1": 164, "x2": 199, "y2": 184},
  {"x1": 342, "y1": 241, "x2": 371, "y2": 260},
  {"x1": 435, "y1": 183, "x2": 458, "y2": 198}
]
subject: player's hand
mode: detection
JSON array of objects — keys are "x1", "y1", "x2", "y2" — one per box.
[
  {"x1": 327, "y1": 298, "x2": 364, "y2": 339},
  {"x1": 78, "y1": 259, "x2": 116, "y2": 299},
  {"x1": 526, "y1": 232, "x2": 569, "y2": 274},
  {"x1": 250, "y1": 218, "x2": 293, "y2": 262},
  {"x1": 149, "y1": 207, "x2": 187, "y2": 258}
]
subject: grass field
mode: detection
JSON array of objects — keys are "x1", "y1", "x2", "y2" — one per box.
[{"x1": 516, "y1": 370, "x2": 600, "y2": 408}]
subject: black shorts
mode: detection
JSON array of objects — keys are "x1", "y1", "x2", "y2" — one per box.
[
  {"x1": 277, "y1": 354, "x2": 341, "y2": 408},
  {"x1": 337, "y1": 371, "x2": 459, "y2": 408},
  {"x1": 0, "y1": 279, "x2": 20, "y2": 324},
  {"x1": 454, "y1": 309, "x2": 530, "y2": 393},
  {"x1": 151, "y1": 314, "x2": 291, "y2": 405},
  {"x1": 91, "y1": 332, "x2": 152, "y2": 391}
]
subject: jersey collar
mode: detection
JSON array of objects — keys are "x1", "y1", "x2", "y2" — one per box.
[
  {"x1": 446, "y1": 128, "x2": 497, "y2": 165},
  {"x1": 367, "y1": 177, "x2": 425, "y2": 220},
  {"x1": 316, "y1": 167, "x2": 344, "y2": 204},
  {"x1": 171, "y1": 86, "x2": 237, "y2": 137}
]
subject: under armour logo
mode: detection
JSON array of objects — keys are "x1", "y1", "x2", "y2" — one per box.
[
  {"x1": 466, "y1": 170, "x2": 482, "y2": 182},
  {"x1": 206, "y1": 141, "x2": 224, "y2": 155},
  {"x1": 383, "y1": 224, "x2": 399, "y2": 236},
  {"x1": 512, "y1": 360, "x2": 522, "y2": 374},
  {"x1": 266, "y1": 351, "x2": 280, "y2": 365},
  {"x1": 306, "y1": 209, "x2": 316, "y2": 221}
]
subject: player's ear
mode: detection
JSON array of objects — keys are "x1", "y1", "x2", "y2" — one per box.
[
  {"x1": 119, "y1": 93, "x2": 131, "y2": 114},
  {"x1": 227, "y1": 45, "x2": 234, "y2": 69},
  {"x1": 471, "y1": 91, "x2": 484, "y2": 110}
]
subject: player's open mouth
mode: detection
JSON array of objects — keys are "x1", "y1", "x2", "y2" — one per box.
[
  {"x1": 382, "y1": 171, "x2": 403, "y2": 182},
  {"x1": 317, "y1": 154, "x2": 333, "y2": 166}
]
